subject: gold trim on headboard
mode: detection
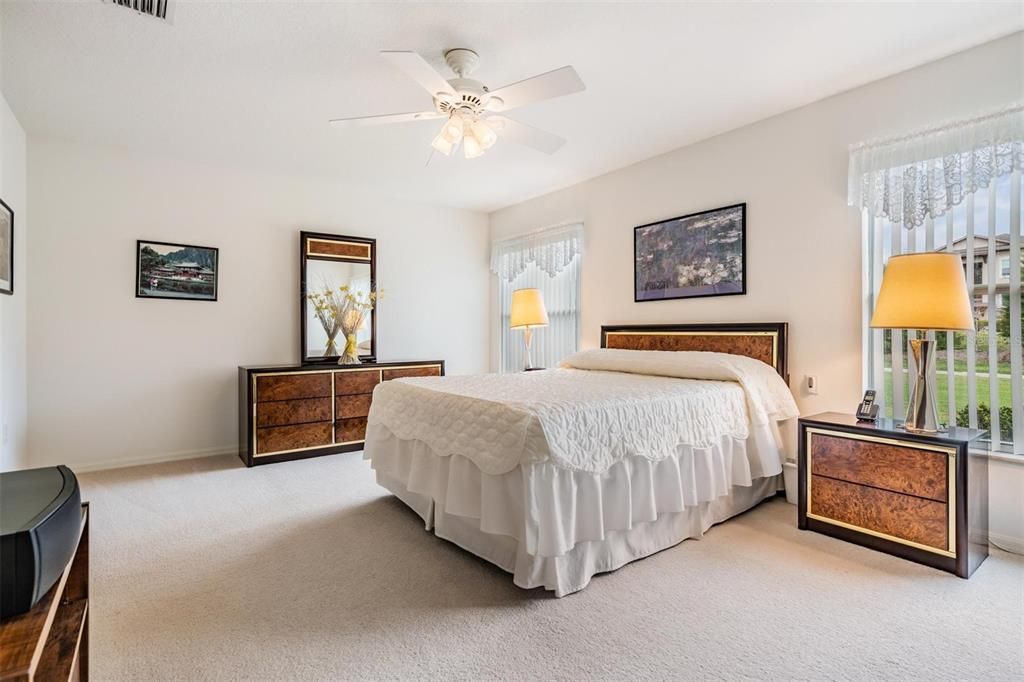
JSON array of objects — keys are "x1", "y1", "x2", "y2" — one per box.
[{"x1": 600, "y1": 324, "x2": 788, "y2": 382}]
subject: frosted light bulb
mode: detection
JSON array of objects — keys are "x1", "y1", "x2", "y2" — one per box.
[
  {"x1": 463, "y1": 132, "x2": 484, "y2": 159},
  {"x1": 470, "y1": 119, "x2": 498, "y2": 150}
]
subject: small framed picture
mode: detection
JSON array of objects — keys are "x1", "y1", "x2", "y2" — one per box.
[
  {"x1": 1, "y1": 198, "x2": 12, "y2": 296},
  {"x1": 634, "y1": 203, "x2": 746, "y2": 302},
  {"x1": 136, "y1": 240, "x2": 219, "y2": 301}
]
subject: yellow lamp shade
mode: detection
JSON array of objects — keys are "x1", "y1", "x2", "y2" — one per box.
[
  {"x1": 870, "y1": 253, "x2": 975, "y2": 331},
  {"x1": 510, "y1": 288, "x2": 549, "y2": 329}
]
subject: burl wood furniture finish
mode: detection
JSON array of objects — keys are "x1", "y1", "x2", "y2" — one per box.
[
  {"x1": 0, "y1": 504, "x2": 89, "y2": 682},
  {"x1": 238, "y1": 361, "x2": 444, "y2": 466},
  {"x1": 798, "y1": 412, "x2": 988, "y2": 578},
  {"x1": 600, "y1": 323, "x2": 788, "y2": 383}
]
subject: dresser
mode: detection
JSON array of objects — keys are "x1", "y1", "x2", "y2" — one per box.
[
  {"x1": 798, "y1": 412, "x2": 988, "y2": 578},
  {"x1": 238, "y1": 361, "x2": 444, "y2": 466}
]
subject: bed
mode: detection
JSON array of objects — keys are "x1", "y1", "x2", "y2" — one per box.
[{"x1": 363, "y1": 323, "x2": 798, "y2": 596}]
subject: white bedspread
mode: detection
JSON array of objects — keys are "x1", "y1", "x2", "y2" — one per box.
[{"x1": 366, "y1": 349, "x2": 798, "y2": 476}]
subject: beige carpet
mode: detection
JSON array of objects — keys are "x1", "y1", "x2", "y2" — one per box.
[{"x1": 79, "y1": 452, "x2": 1023, "y2": 681}]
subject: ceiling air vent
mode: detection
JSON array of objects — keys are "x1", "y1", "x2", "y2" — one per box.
[{"x1": 107, "y1": 0, "x2": 175, "y2": 23}]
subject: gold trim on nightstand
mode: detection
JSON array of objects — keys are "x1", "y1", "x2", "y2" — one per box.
[{"x1": 805, "y1": 427, "x2": 957, "y2": 557}]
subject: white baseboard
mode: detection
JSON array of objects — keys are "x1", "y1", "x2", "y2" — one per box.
[
  {"x1": 68, "y1": 445, "x2": 238, "y2": 474},
  {"x1": 989, "y1": 531, "x2": 1024, "y2": 555}
]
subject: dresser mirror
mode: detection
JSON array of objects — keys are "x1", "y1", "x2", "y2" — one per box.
[{"x1": 300, "y1": 231, "x2": 377, "y2": 364}]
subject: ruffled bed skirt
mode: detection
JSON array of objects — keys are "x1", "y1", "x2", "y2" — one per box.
[{"x1": 365, "y1": 423, "x2": 784, "y2": 596}]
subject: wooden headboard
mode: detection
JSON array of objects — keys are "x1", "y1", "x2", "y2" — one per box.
[{"x1": 600, "y1": 323, "x2": 789, "y2": 383}]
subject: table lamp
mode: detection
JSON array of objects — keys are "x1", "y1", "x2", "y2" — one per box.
[
  {"x1": 510, "y1": 288, "x2": 549, "y2": 371},
  {"x1": 870, "y1": 253, "x2": 975, "y2": 433}
]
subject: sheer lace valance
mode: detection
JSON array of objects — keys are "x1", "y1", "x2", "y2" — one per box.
[
  {"x1": 848, "y1": 105, "x2": 1023, "y2": 228},
  {"x1": 490, "y1": 223, "x2": 583, "y2": 282}
]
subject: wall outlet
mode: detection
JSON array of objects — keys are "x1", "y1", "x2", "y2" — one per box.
[
  {"x1": 806, "y1": 375, "x2": 819, "y2": 395},
  {"x1": 1, "y1": 423, "x2": 8, "y2": 445}
]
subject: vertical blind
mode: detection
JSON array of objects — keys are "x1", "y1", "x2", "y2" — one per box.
[
  {"x1": 492, "y1": 224, "x2": 583, "y2": 373},
  {"x1": 864, "y1": 171, "x2": 1023, "y2": 454}
]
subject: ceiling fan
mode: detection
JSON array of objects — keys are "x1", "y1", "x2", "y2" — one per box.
[{"x1": 329, "y1": 49, "x2": 585, "y2": 159}]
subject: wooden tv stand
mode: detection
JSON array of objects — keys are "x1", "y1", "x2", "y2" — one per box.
[{"x1": 0, "y1": 503, "x2": 89, "y2": 681}]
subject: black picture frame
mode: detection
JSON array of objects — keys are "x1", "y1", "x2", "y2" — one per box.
[
  {"x1": 135, "y1": 240, "x2": 219, "y2": 301},
  {"x1": 300, "y1": 231, "x2": 377, "y2": 365},
  {"x1": 0, "y1": 197, "x2": 12, "y2": 296},
  {"x1": 634, "y1": 203, "x2": 746, "y2": 302}
]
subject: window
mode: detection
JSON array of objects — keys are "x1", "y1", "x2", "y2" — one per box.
[
  {"x1": 498, "y1": 258, "x2": 580, "y2": 372},
  {"x1": 864, "y1": 172, "x2": 1023, "y2": 454},
  {"x1": 491, "y1": 224, "x2": 582, "y2": 373},
  {"x1": 852, "y1": 106, "x2": 1023, "y2": 456}
]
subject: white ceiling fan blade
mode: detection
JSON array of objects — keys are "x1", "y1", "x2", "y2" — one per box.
[
  {"x1": 487, "y1": 115, "x2": 566, "y2": 155},
  {"x1": 329, "y1": 111, "x2": 443, "y2": 128},
  {"x1": 486, "y1": 66, "x2": 585, "y2": 112},
  {"x1": 380, "y1": 51, "x2": 456, "y2": 99}
]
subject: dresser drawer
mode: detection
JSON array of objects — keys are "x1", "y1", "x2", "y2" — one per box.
[
  {"x1": 809, "y1": 431, "x2": 948, "y2": 502},
  {"x1": 255, "y1": 372, "x2": 332, "y2": 402},
  {"x1": 334, "y1": 370, "x2": 380, "y2": 396},
  {"x1": 810, "y1": 475, "x2": 949, "y2": 551},
  {"x1": 382, "y1": 365, "x2": 441, "y2": 381},
  {"x1": 255, "y1": 422, "x2": 332, "y2": 455},
  {"x1": 336, "y1": 417, "x2": 367, "y2": 443},
  {"x1": 336, "y1": 394, "x2": 372, "y2": 420},
  {"x1": 256, "y1": 397, "x2": 332, "y2": 428}
]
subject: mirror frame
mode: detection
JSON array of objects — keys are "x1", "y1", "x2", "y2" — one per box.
[{"x1": 300, "y1": 231, "x2": 377, "y2": 364}]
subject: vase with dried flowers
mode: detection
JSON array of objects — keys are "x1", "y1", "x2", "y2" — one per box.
[{"x1": 307, "y1": 284, "x2": 380, "y2": 364}]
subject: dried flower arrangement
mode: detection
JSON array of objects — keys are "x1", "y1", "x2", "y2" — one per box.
[{"x1": 307, "y1": 284, "x2": 380, "y2": 364}]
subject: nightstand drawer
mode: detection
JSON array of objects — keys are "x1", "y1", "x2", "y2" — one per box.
[
  {"x1": 809, "y1": 431, "x2": 947, "y2": 501},
  {"x1": 809, "y1": 475, "x2": 949, "y2": 551}
]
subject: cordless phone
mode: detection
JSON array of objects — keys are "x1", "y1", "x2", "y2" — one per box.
[{"x1": 856, "y1": 389, "x2": 879, "y2": 422}]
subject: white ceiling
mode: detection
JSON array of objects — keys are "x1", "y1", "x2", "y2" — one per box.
[{"x1": 1, "y1": 2, "x2": 1020, "y2": 212}]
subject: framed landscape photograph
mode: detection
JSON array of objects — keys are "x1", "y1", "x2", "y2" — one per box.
[
  {"x1": 1, "y1": 198, "x2": 12, "y2": 295},
  {"x1": 136, "y1": 240, "x2": 219, "y2": 301},
  {"x1": 634, "y1": 203, "x2": 746, "y2": 302}
]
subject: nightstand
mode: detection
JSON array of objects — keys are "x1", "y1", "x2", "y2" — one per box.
[{"x1": 798, "y1": 412, "x2": 988, "y2": 578}]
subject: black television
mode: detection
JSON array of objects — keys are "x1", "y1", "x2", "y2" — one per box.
[{"x1": 0, "y1": 465, "x2": 82, "y2": 619}]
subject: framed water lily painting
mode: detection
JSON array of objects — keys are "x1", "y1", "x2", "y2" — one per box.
[{"x1": 634, "y1": 203, "x2": 746, "y2": 302}]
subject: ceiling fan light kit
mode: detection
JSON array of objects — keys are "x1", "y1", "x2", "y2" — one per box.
[{"x1": 330, "y1": 48, "x2": 585, "y2": 160}]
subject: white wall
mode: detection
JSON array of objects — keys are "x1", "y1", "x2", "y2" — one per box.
[
  {"x1": 490, "y1": 33, "x2": 1024, "y2": 547},
  {"x1": 28, "y1": 139, "x2": 489, "y2": 472},
  {"x1": 0, "y1": 92, "x2": 27, "y2": 471}
]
